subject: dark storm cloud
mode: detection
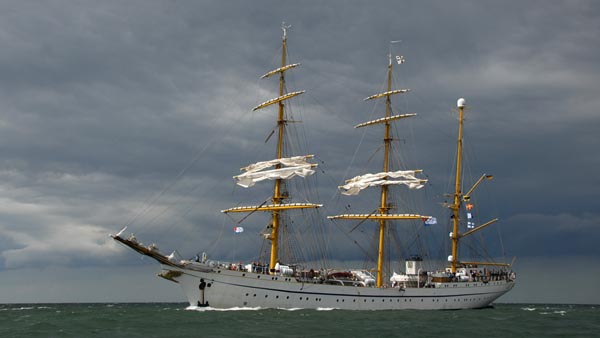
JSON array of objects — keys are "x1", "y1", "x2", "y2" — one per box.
[{"x1": 0, "y1": 0, "x2": 598, "y2": 302}]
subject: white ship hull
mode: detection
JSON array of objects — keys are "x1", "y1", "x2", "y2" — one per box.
[{"x1": 164, "y1": 263, "x2": 514, "y2": 310}]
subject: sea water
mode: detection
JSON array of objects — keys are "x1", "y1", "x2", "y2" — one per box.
[{"x1": 0, "y1": 303, "x2": 598, "y2": 338}]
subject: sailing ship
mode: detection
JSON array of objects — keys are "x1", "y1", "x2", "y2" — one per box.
[{"x1": 111, "y1": 25, "x2": 515, "y2": 310}]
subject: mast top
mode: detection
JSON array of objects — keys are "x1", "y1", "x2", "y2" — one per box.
[
  {"x1": 282, "y1": 22, "x2": 291, "y2": 39},
  {"x1": 457, "y1": 98, "x2": 466, "y2": 108},
  {"x1": 389, "y1": 40, "x2": 402, "y2": 66}
]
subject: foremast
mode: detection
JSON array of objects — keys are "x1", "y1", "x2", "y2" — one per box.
[
  {"x1": 328, "y1": 49, "x2": 430, "y2": 287},
  {"x1": 448, "y1": 98, "x2": 507, "y2": 273},
  {"x1": 221, "y1": 24, "x2": 320, "y2": 274}
]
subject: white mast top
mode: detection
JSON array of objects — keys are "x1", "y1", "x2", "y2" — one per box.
[{"x1": 282, "y1": 22, "x2": 291, "y2": 39}]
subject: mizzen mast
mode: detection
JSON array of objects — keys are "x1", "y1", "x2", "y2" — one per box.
[
  {"x1": 448, "y1": 98, "x2": 507, "y2": 272},
  {"x1": 449, "y1": 98, "x2": 466, "y2": 273}
]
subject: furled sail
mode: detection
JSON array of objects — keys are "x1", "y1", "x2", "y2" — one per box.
[
  {"x1": 222, "y1": 202, "x2": 322, "y2": 213},
  {"x1": 252, "y1": 90, "x2": 305, "y2": 111},
  {"x1": 260, "y1": 63, "x2": 301, "y2": 79},
  {"x1": 328, "y1": 213, "x2": 430, "y2": 220},
  {"x1": 339, "y1": 170, "x2": 426, "y2": 196},
  {"x1": 234, "y1": 155, "x2": 316, "y2": 188},
  {"x1": 354, "y1": 113, "x2": 416, "y2": 129},
  {"x1": 364, "y1": 89, "x2": 410, "y2": 101}
]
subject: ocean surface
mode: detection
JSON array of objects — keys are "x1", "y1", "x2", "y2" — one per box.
[{"x1": 1, "y1": 303, "x2": 598, "y2": 338}]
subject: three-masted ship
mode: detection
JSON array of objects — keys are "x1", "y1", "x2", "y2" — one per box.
[{"x1": 112, "y1": 25, "x2": 515, "y2": 310}]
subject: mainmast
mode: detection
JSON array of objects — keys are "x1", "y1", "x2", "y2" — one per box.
[
  {"x1": 222, "y1": 23, "x2": 320, "y2": 274},
  {"x1": 329, "y1": 47, "x2": 430, "y2": 287},
  {"x1": 375, "y1": 52, "x2": 394, "y2": 288}
]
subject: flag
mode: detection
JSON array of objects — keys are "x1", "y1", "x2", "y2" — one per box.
[
  {"x1": 467, "y1": 212, "x2": 473, "y2": 219},
  {"x1": 396, "y1": 55, "x2": 405, "y2": 64},
  {"x1": 467, "y1": 222, "x2": 475, "y2": 229},
  {"x1": 424, "y1": 217, "x2": 437, "y2": 226},
  {"x1": 466, "y1": 203, "x2": 474, "y2": 211},
  {"x1": 233, "y1": 226, "x2": 244, "y2": 233}
]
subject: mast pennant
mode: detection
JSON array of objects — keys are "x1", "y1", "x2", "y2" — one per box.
[
  {"x1": 234, "y1": 155, "x2": 316, "y2": 188},
  {"x1": 339, "y1": 170, "x2": 427, "y2": 196}
]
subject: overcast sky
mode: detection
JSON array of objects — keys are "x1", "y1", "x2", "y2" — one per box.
[{"x1": 1, "y1": 0, "x2": 599, "y2": 304}]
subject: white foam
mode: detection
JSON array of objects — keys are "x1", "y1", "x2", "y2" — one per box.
[
  {"x1": 540, "y1": 311, "x2": 566, "y2": 316},
  {"x1": 185, "y1": 305, "x2": 262, "y2": 312},
  {"x1": 277, "y1": 307, "x2": 303, "y2": 311},
  {"x1": 316, "y1": 307, "x2": 337, "y2": 311}
]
